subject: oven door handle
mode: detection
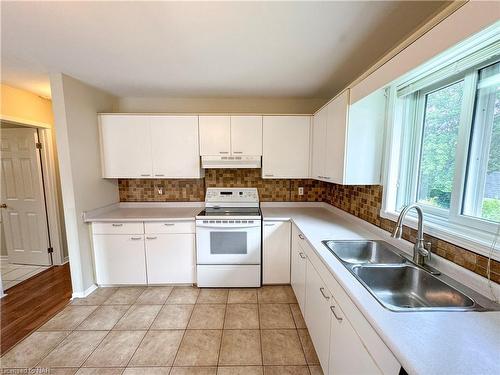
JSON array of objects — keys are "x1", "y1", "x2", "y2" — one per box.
[{"x1": 196, "y1": 223, "x2": 260, "y2": 229}]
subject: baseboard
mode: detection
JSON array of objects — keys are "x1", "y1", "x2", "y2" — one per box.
[
  {"x1": 71, "y1": 284, "x2": 97, "y2": 299},
  {"x1": 63, "y1": 256, "x2": 69, "y2": 264}
]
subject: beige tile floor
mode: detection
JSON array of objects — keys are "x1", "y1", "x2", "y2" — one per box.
[{"x1": 0, "y1": 285, "x2": 324, "y2": 375}]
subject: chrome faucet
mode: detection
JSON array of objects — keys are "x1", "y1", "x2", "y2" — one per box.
[{"x1": 391, "y1": 204, "x2": 431, "y2": 267}]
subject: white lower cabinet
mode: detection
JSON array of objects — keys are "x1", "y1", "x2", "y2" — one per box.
[
  {"x1": 305, "y1": 259, "x2": 333, "y2": 372},
  {"x1": 329, "y1": 303, "x2": 382, "y2": 375},
  {"x1": 93, "y1": 234, "x2": 147, "y2": 285},
  {"x1": 145, "y1": 234, "x2": 195, "y2": 284},
  {"x1": 263, "y1": 220, "x2": 291, "y2": 284},
  {"x1": 290, "y1": 226, "x2": 308, "y2": 312}
]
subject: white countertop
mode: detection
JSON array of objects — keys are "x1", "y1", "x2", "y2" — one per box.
[
  {"x1": 261, "y1": 205, "x2": 500, "y2": 375},
  {"x1": 83, "y1": 202, "x2": 203, "y2": 222}
]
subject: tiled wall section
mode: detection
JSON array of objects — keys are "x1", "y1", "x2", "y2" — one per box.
[
  {"x1": 118, "y1": 168, "x2": 325, "y2": 202},
  {"x1": 324, "y1": 184, "x2": 500, "y2": 284},
  {"x1": 118, "y1": 172, "x2": 499, "y2": 283}
]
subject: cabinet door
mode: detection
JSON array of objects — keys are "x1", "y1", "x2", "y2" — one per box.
[
  {"x1": 325, "y1": 90, "x2": 349, "y2": 183},
  {"x1": 312, "y1": 107, "x2": 327, "y2": 179},
  {"x1": 199, "y1": 116, "x2": 231, "y2": 156},
  {"x1": 262, "y1": 116, "x2": 311, "y2": 178},
  {"x1": 291, "y1": 236, "x2": 307, "y2": 312},
  {"x1": 263, "y1": 221, "x2": 291, "y2": 284},
  {"x1": 231, "y1": 116, "x2": 262, "y2": 156},
  {"x1": 145, "y1": 234, "x2": 195, "y2": 284},
  {"x1": 93, "y1": 234, "x2": 147, "y2": 285},
  {"x1": 329, "y1": 303, "x2": 381, "y2": 375},
  {"x1": 150, "y1": 116, "x2": 201, "y2": 178},
  {"x1": 305, "y1": 260, "x2": 332, "y2": 373},
  {"x1": 99, "y1": 115, "x2": 152, "y2": 178}
]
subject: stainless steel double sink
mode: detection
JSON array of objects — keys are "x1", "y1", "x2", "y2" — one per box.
[{"x1": 322, "y1": 240, "x2": 481, "y2": 312}]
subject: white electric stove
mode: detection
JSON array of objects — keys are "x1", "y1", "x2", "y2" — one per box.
[{"x1": 196, "y1": 188, "x2": 261, "y2": 287}]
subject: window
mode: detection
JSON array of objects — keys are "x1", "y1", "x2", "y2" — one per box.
[{"x1": 383, "y1": 33, "x2": 500, "y2": 258}]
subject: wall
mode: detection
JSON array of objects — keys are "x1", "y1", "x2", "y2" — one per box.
[
  {"x1": 117, "y1": 97, "x2": 327, "y2": 114},
  {"x1": 50, "y1": 73, "x2": 119, "y2": 296},
  {"x1": 119, "y1": 174, "x2": 500, "y2": 283},
  {"x1": 0, "y1": 84, "x2": 54, "y2": 127}
]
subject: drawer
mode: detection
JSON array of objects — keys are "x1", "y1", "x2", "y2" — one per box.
[
  {"x1": 145, "y1": 221, "x2": 195, "y2": 234},
  {"x1": 92, "y1": 222, "x2": 144, "y2": 235}
]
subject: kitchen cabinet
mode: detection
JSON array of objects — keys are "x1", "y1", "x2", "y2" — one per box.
[
  {"x1": 145, "y1": 234, "x2": 195, "y2": 284},
  {"x1": 150, "y1": 116, "x2": 200, "y2": 178},
  {"x1": 230, "y1": 116, "x2": 262, "y2": 155},
  {"x1": 311, "y1": 89, "x2": 385, "y2": 184},
  {"x1": 199, "y1": 115, "x2": 262, "y2": 156},
  {"x1": 329, "y1": 302, "x2": 382, "y2": 375},
  {"x1": 199, "y1": 116, "x2": 231, "y2": 155},
  {"x1": 305, "y1": 258, "x2": 333, "y2": 372},
  {"x1": 99, "y1": 114, "x2": 201, "y2": 178},
  {"x1": 262, "y1": 116, "x2": 311, "y2": 178},
  {"x1": 263, "y1": 220, "x2": 291, "y2": 284},
  {"x1": 99, "y1": 115, "x2": 152, "y2": 178},
  {"x1": 93, "y1": 234, "x2": 147, "y2": 285},
  {"x1": 290, "y1": 224, "x2": 307, "y2": 311}
]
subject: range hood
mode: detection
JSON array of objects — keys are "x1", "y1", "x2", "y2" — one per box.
[{"x1": 201, "y1": 155, "x2": 261, "y2": 169}]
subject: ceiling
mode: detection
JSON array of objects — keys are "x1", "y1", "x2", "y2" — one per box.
[{"x1": 1, "y1": 1, "x2": 447, "y2": 99}]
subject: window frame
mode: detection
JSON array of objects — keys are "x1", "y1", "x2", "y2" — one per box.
[{"x1": 381, "y1": 40, "x2": 500, "y2": 261}]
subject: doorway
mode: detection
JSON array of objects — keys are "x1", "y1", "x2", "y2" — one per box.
[{"x1": 1, "y1": 124, "x2": 61, "y2": 290}]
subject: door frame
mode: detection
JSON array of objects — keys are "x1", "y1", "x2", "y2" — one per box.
[{"x1": 1, "y1": 118, "x2": 65, "y2": 266}]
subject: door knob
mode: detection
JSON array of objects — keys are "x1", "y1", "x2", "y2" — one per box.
[{"x1": 0, "y1": 204, "x2": 7, "y2": 208}]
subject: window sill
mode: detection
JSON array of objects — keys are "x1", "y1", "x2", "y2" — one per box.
[{"x1": 380, "y1": 209, "x2": 500, "y2": 262}]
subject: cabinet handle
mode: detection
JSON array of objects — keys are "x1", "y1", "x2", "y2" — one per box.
[
  {"x1": 330, "y1": 305, "x2": 343, "y2": 321},
  {"x1": 146, "y1": 236, "x2": 157, "y2": 240},
  {"x1": 264, "y1": 174, "x2": 274, "y2": 177},
  {"x1": 319, "y1": 287, "x2": 330, "y2": 300},
  {"x1": 323, "y1": 176, "x2": 331, "y2": 180},
  {"x1": 155, "y1": 174, "x2": 165, "y2": 177},
  {"x1": 233, "y1": 151, "x2": 243, "y2": 154},
  {"x1": 219, "y1": 151, "x2": 229, "y2": 154},
  {"x1": 112, "y1": 223, "x2": 123, "y2": 227},
  {"x1": 164, "y1": 223, "x2": 175, "y2": 226},
  {"x1": 299, "y1": 252, "x2": 307, "y2": 259},
  {"x1": 130, "y1": 236, "x2": 142, "y2": 240},
  {"x1": 140, "y1": 174, "x2": 151, "y2": 177},
  {"x1": 318, "y1": 175, "x2": 323, "y2": 179},
  {"x1": 264, "y1": 223, "x2": 275, "y2": 226},
  {"x1": 298, "y1": 234, "x2": 305, "y2": 240}
]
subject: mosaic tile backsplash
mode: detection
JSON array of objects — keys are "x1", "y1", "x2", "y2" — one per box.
[{"x1": 119, "y1": 170, "x2": 499, "y2": 283}]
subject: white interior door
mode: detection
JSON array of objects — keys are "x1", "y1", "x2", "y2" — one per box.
[{"x1": 1, "y1": 128, "x2": 51, "y2": 266}]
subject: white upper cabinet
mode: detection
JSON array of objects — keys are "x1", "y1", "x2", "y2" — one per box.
[
  {"x1": 150, "y1": 116, "x2": 200, "y2": 178},
  {"x1": 99, "y1": 114, "x2": 201, "y2": 178},
  {"x1": 262, "y1": 116, "x2": 311, "y2": 178},
  {"x1": 99, "y1": 115, "x2": 152, "y2": 178},
  {"x1": 199, "y1": 115, "x2": 262, "y2": 156},
  {"x1": 230, "y1": 116, "x2": 262, "y2": 155},
  {"x1": 199, "y1": 116, "x2": 231, "y2": 156},
  {"x1": 311, "y1": 89, "x2": 385, "y2": 185}
]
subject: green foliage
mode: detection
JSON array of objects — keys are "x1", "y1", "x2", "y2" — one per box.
[{"x1": 482, "y1": 198, "x2": 500, "y2": 222}]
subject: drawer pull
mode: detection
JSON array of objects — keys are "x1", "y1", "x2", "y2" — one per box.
[
  {"x1": 264, "y1": 223, "x2": 275, "y2": 226},
  {"x1": 298, "y1": 234, "x2": 305, "y2": 240},
  {"x1": 264, "y1": 174, "x2": 274, "y2": 177},
  {"x1": 146, "y1": 236, "x2": 157, "y2": 240},
  {"x1": 130, "y1": 236, "x2": 142, "y2": 240},
  {"x1": 299, "y1": 252, "x2": 307, "y2": 259},
  {"x1": 319, "y1": 287, "x2": 330, "y2": 300},
  {"x1": 140, "y1": 174, "x2": 151, "y2": 177},
  {"x1": 219, "y1": 151, "x2": 229, "y2": 154},
  {"x1": 112, "y1": 223, "x2": 123, "y2": 227},
  {"x1": 330, "y1": 305, "x2": 343, "y2": 321},
  {"x1": 155, "y1": 174, "x2": 165, "y2": 177},
  {"x1": 233, "y1": 151, "x2": 243, "y2": 154},
  {"x1": 164, "y1": 223, "x2": 175, "y2": 226}
]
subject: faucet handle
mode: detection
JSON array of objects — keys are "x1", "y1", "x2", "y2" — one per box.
[{"x1": 424, "y1": 241, "x2": 432, "y2": 260}]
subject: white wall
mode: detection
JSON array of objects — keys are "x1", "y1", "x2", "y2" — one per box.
[
  {"x1": 50, "y1": 73, "x2": 119, "y2": 296},
  {"x1": 117, "y1": 96, "x2": 326, "y2": 114}
]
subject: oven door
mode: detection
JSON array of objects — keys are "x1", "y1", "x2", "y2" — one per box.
[{"x1": 196, "y1": 220, "x2": 261, "y2": 265}]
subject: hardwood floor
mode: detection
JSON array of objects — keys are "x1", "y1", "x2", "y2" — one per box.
[{"x1": 1, "y1": 263, "x2": 72, "y2": 354}]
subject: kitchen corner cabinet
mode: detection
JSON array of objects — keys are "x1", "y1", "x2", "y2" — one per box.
[
  {"x1": 98, "y1": 114, "x2": 201, "y2": 178},
  {"x1": 263, "y1": 220, "x2": 291, "y2": 284},
  {"x1": 262, "y1": 116, "x2": 311, "y2": 178},
  {"x1": 199, "y1": 115, "x2": 262, "y2": 156},
  {"x1": 311, "y1": 89, "x2": 385, "y2": 184}
]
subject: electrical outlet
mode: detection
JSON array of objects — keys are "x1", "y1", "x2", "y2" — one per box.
[
  {"x1": 298, "y1": 187, "x2": 304, "y2": 196},
  {"x1": 156, "y1": 185, "x2": 164, "y2": 195}
]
